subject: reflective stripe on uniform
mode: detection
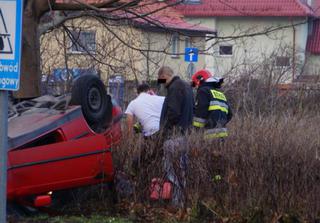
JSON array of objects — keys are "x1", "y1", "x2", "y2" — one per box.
[
  {"x1": 205, "y1": 128, "x2": 228, "y2": 134},
  {"x1": 210, "y1": 90, "x2": 227, "y2": 101},
  {"x1": 204, "y1": 128, "x2": 228, "y2": 139},
  {"x1": 204, "y1": 132, "x2": 228, "y2": 139},
  {"x1": 193, "y1": 121, "x2": 205, "y2": 128},
  {"x1": 209, "y1": 101, "x2": 228, "y2": 112},
  {"x1": 210, "y1": 100, "x2": 228, "y2": 108},
  {"x1": 208, "y1": 105, "x2": 229, "y2": 113},
  {"x1": 193, "y1": 117, "x2": 206, "y2": 128}
]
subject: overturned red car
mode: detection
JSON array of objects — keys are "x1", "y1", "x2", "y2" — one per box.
[{"x1": 6, "y1": 75, "x2": 122, "y2": 207}]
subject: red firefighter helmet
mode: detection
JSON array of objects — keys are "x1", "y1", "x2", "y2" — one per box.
[{"x1": 191, "y1": 69, "x2": 212, "y2": 87}]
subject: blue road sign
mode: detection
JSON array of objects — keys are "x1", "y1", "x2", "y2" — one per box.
[
  {"x1": 185, "y1": 48, "x2": 198, "y2": 62},
  {"x1": 0, "y1": 0, "x2": 23, "y2": 91}
]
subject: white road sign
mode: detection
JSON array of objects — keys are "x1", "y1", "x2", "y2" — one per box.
[{"x1": 0, "y1": 0, "x2": 23, "y2": 91}]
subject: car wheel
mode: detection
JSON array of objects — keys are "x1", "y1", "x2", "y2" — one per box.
[{"x1": 70, "y1": 75, "x2": 112, "y2": 132}]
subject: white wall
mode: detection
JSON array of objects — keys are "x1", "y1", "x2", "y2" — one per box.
[
  {"x1": 140, "y1": 31, "x2": 206, "y2": 81},
  {"x1": 184, "y1": 16, "x2": 309, "y2": 82},
  {"x1": 295, "y1": 18, "x2": 309, "y2": 73},
  {"x1": 305, "y1": 54, "x2": 320, "y2": 75},
  {"x1": 185, "y1": 17, "x2": 217, "y2": 74}
]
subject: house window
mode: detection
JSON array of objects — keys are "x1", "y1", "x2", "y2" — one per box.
[
  {"x1": 171, "y1": 34, "x2": 180, "y2": 58},
  {"x1": 219, "y1": 45, "x2": 233, "y2": 56},
  {"x1": 275, "y1": 56, "x2": 290, "y2": 67},
  {"x1": 69, "y1": 30, "x2": 96, "y2": 54},
  {"x1": 185, "y1": 37, "x2": 192, "y2": 49},
  {"x1": 184, "y1": 0, "x2": 201, "y2": 4}
]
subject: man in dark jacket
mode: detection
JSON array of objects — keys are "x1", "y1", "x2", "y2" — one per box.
[
  {"x1": 157, "y1": 66, "x2": 194, "y2": 208},
  {"x1": 158, "y1": 66, "x2": 193, "y2": 134}
]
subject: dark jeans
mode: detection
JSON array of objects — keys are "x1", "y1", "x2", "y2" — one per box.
[{"x1": 163, "y1": 136, "x2": 189, "y2": 208}]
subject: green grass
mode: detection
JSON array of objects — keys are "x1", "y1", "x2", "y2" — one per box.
[{"x1": 15, "y1": 215, "x2": 132, "y2": 223}]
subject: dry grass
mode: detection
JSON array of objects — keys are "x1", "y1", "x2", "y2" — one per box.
[
  {"x1": 43, "y1": 77, "x2": 320, "y2": 222},
  {"x1": 113, "y1": 80, "x2": 320, "y2": 222},
  {"x1": 188, "y1": 114, "x2": 320, "y2": 221}
]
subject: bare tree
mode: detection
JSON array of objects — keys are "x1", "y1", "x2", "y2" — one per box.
[
  {"x1": 17, "y1": 0, "x2": 130, "y2": 98},
  {"x1": 20, "y1": 0, "x2": 311, "y2": 99},
  {"x1": 18, "y1": 0, "x2": 203, "y2": 99}
]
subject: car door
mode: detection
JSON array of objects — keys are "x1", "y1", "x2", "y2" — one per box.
[{"x1": 7, "y1": 134, "x2": 113, "y2": 199}]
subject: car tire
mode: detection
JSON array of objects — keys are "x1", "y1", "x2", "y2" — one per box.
[{"x1": 70, "y1": 75, "x2": 112, "y2": 131}]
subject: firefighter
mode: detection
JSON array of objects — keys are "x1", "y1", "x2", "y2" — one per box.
[{"x1": 191, "y1": 69, "x2": 232, "y2": 139}]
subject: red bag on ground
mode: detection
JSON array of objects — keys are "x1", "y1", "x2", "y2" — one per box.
[{"x1": 150, "y1": 178, "x2": 172, "y2": 200}]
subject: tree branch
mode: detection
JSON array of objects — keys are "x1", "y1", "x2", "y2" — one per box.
[
  {"x1": 39, "y1": 11, "x2": 87, "y2": 35},
  {"x1": 52, "y1": 0, "x2": 122, "y2": 11}
]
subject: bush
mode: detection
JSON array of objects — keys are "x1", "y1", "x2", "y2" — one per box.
[
  {"x1": 225, "y1": 76, "x2": 320, "y2": 116},
  {"x1": 113, "y1": 78, "x2": 320, "y2": 221}
]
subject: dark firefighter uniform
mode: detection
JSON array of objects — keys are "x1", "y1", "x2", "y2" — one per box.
[{"x1": 193, "y1": 82, "x2": 232, "y2": 139}]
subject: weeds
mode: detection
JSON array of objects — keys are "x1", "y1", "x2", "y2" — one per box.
[
  {"x1": 14, "y1": 215, "x2": 131, "y2": 223},
  {"x1": 113, "y1": 78, "x2": 320, "y2": 222},
  {"x1": 29, "y1": 78, "x2": 320, "y2": 222}
]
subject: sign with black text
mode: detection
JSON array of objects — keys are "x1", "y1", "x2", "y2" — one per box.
[{"x1": 0, "y1": 0, "x2": 23, "y2": 90}]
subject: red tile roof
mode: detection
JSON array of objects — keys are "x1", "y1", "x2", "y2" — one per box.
[
  {"x1": 307, "y1": 19, "x2": 320, "y2": 54},
  {"x1": 55, "y1": 0, "x2": 215, "y2": 33},
  {"x1": 132, "y1": 13, "x2": 216, "y2": 33},
  {"x1": 121, "y1": 1, "x2": 215, "y2": 33},
  {"x1": 55, "y1": 0, "x2": 130, "y2": 3},
  {"x1": 175, "y1": 0, "x2": 313, "y2": 17},
  {"x1": 307, "y1": 0, "x2": 320, "y2": 53}
]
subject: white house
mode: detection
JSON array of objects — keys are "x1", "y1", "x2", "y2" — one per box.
[{"x1": 176, "y1": 0, "x2": 314, "y2": 83}]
